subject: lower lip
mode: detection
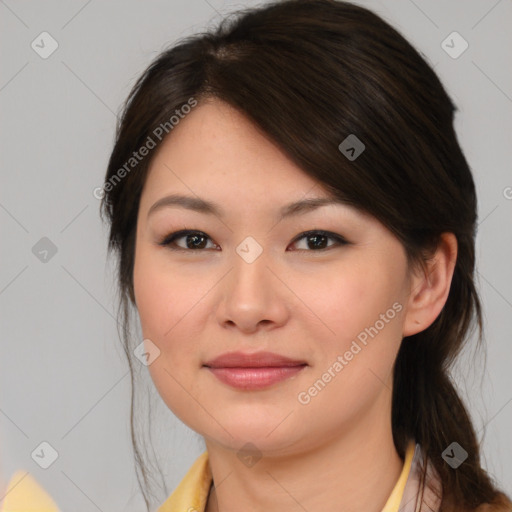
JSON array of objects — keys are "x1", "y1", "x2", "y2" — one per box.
[{"x1": 205, "y1": 365, "x2": 307, "y2": 390}]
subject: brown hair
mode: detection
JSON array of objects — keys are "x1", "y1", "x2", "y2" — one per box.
[{"x1": 99, "y1": 0, "x2": 512, "y2": 510}]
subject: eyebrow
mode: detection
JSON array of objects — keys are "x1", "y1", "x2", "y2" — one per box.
[{"x1": 147, "y1": 193, "x2": 353, "y2": 221}]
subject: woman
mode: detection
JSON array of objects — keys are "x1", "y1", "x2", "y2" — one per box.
[
  {"x1": 97, "y1": 0, "x2": 511, "y2": 511},
  {"x1": 4, "y1": 0, "x2": 512, "y2": 512},
  {"x1": 2, "y1": 2, "x2": 509, "y2": 511},
  {"x1": 96, "y1": 0, "x2": 512, "y2": 512}
]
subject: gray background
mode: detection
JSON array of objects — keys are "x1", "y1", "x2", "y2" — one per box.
[{"x1": 1, "y1": 0, "x2": 511, "y2": 510}]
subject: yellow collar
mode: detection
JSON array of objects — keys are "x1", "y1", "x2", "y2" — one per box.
[
  {"x1": 0, "y1": 471, "x2": 60, "y2": 512},
  {"x1": 381, "y1": 440, "x2": 416, "y2": 512},
  {"x1": 158, "y1": 440, "x2": 416, "y2": 512}
]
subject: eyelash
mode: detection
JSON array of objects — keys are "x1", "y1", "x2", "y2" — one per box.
[{"x1": 157, "y1": 229, "x2": 349, "y2": 253}]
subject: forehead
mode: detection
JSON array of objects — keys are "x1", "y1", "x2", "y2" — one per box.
[
  {"x1": 141, "y1": 98, "x2": 326, "y2": 206},
  {"x1": 138, "y1": 99, "x2": 377, "y2": 232}
]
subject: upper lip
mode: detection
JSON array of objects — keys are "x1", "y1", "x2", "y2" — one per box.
[{"x1": 203, "y1": 351, "x2": 307, "y2": 368}]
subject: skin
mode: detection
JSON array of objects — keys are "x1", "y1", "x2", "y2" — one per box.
[{"x1": 133, "y1": 97, "x2": 457, "y2": 512}]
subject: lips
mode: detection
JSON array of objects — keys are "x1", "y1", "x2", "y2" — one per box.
[
  {"x1": 203, "y1": 351, "x2": 308, "y2": 390},
  {"x1": 203, "y1": 351, "x2": 307, "y2": 368}
]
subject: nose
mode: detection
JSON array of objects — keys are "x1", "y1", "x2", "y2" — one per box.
[{"x1": 215, "y1": 242, "x2": 290, "y2": 335}]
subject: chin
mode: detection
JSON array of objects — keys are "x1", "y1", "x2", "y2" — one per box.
[{"x1": 202, "y1": 420, "x2": 303, "y2": 454}]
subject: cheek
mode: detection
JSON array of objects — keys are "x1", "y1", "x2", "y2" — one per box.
[
  {"x1": 133, "y1": 248, "x2": 208, "y2": 427},
  {"x1": 294, "y1": 257, "x2": 405, "y2": 406},
  {"x1": 133, "y1": 244, "x2": 193, "y2": 341},
  {"x1": 134, "y1": 267, "x2": 167, "y2": 342},
  {"x1": 133, "y1": 244, "x2": 216, "y2": 388},
  {"x1": 298, "y1": 258, "x2": 402, "y2": 346}
]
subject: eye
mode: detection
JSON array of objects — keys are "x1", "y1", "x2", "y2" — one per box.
[
  {"x1": 288, "y1": 230, "x2": 349, "y2": 251},
  {"x1": 158, "y1": 229, "x2": 348, "y2": 252},
  {"x1": 158, "y1": 229, "x2": 219, "y2": 251}
]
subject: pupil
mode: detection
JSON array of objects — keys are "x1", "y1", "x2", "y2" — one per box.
[
  {"x1": 187, "y1": 234, "x2": 206, "y2": 249},
  {"x1": 309, "y1": 234, "x2": 327, "y2": 249}
]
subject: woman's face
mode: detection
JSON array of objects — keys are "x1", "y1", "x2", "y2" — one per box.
[{"x1": 133, "y1": 98, "x2": 416, "y2": 456}]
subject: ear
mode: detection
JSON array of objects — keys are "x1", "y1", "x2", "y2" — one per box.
[{"x1": 402, "y1": 232, "x2": 458, "y2": 337}]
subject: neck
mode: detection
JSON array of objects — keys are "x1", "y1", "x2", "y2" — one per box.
[{"x1": 204, "y1": 390, "x2": 404, "y2": 512}]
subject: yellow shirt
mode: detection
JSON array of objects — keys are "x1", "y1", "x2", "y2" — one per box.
[
  {"x1": 0, "y1": 471, "x2": 60, "y2": 512},
  {"x1": 158, "y1": 440, "x2": 416, "y2": 512},
  {"x1": 0, "y1": 440, "x2": 415, "y2": 511}
]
